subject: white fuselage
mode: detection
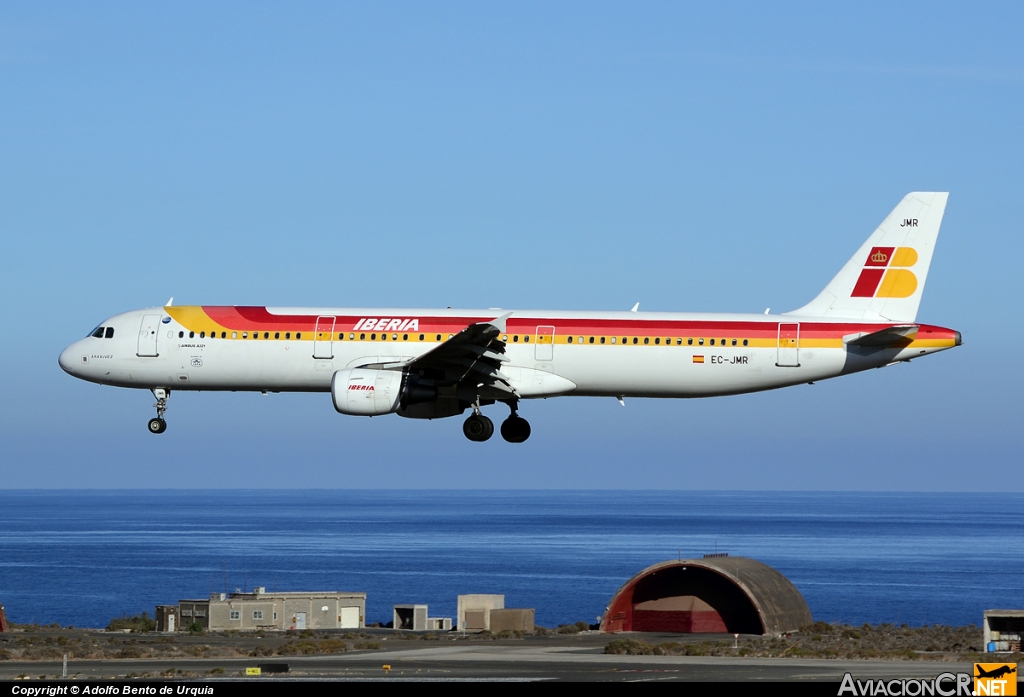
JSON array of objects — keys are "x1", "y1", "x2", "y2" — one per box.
[{"x1": 59, "y1": 306, "x2": 958, "y2": 403}]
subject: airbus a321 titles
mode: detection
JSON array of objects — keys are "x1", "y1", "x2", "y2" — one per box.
[{"x1": 60, "y1": 192, "x2": 961, "y2": 442}]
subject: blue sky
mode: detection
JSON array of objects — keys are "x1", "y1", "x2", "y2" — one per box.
[{"x1": 2, "y1": 2, "x2": 1021, "y2": 489}]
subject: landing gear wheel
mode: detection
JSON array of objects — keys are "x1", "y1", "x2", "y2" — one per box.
[
  {"x1": 148, "y1": 418, "x2": 167, "y2": 434},
  {"x1": 463, "y1": 414, "x2": 494, "y2": 442},
  {"x1": 500, "y1": 416, "x2": 531, "y2": 443}
]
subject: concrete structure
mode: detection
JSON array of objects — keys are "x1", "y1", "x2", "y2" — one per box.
[
  {"x1": 393, "y1": 604, "x2": 452, "y2": 632},
  {"x1": 457, "y1": 594, "x2": 504, "y2": 632},
  {"x1": 168, "y1": 589, "x2": 365, "y2": 632},
  {"x1": 394, "y1": 604, "x2": 428, "y2": 631},
  {"x1": 602, "y1": 555, "x2": 812, "y2": 636},
  {"x1": 178, "y1": 599, "x2": 210, "y2": 631},
  {"x1": 154, "y1": 605, "x2": 179, "y2": 632},
  {"x1": 983, "y1": 610, "x2": 1024, "y2": 652},
  {"x1": 489, "y1": 608, "x2": 535, "y2": 633},
  {"x1": 427, "y1": 616, "x2": 452, "y2": 631}
]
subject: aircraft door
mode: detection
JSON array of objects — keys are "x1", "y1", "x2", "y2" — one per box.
[
  {"x1": 137, "y1": 314, "x2": 161, "y2": 357},
  {"x1": 776, "y1": 323, "x2": 800, "y2": 367},
  {"x1": 313, "y1": 316, "x2": 335, "y2": 359},
  {"x1": 535, "y1": 326, "x2": 555, "y2": 361}
]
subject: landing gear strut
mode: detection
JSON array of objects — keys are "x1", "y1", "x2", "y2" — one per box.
[
  {"x1": 148, "y1": 388, "x2": 169, "y2": 434},
  {"x1": 500, "y1": 401, "x2": 531, "y2": 443}
]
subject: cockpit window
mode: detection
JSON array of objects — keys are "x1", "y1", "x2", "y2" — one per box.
[
  {"x1": 105, "y1": 327, "x2": 114, "y2": 339},
  {"x1": 91, "y1": 326, "x2": 105, "y2": 338}
]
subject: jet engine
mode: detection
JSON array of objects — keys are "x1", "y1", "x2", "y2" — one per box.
[{"x1": 331, "y1": 368, "x2": 404, "y2": 416}]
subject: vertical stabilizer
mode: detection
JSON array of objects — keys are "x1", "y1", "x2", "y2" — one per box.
[{"x1": 786, "y1": 192, "x2": 948, "y2": 322}]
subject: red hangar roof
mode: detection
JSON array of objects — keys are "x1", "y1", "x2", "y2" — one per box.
[{"x1": 602, "y1": 556, "x2": 813, "y2": 636}]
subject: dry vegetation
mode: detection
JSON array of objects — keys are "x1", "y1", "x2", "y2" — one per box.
[
  {"x1": 605, "y1": 621, "x2": 1021, "y2": 661},
  {"x1": 0, "y1": 628, "x2": 386, "y2": 662}
]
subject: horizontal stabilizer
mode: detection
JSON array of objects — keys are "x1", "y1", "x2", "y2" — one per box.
[{"x1": 843, "y1": 324, "x2": 919, "y2": 347}]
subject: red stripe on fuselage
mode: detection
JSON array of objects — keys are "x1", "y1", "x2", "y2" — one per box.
[{"x1": 195, "y1": 307, "x2": 958, "y2": 342}]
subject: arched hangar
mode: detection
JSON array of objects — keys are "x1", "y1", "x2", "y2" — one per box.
[{"x1": 601, "y1": 556, "x2": 812, "y2": 636}]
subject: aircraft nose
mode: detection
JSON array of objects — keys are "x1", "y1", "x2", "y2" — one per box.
[{"x1": 58, "y1": 344, "x2": 78, "y2": 375}]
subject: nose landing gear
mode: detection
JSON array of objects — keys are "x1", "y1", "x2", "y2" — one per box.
[{"x1": 148, "y1": 388, "x2": 169, "y2": 434}]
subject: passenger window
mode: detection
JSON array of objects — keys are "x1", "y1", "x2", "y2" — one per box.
[
  {"x1": 403, "y1": 334, "x2": 408, "y2": 341},
  {"x1": 699, "y1": 338, "x2": 704, "y2": 345},
  {"x1": 337, "y1": 333, "x2": 342, "y2": 340},
  {"x1": 654, "y1": 338, "x2": 660, "y2": 345},
  {"x1": 710, "y1": 339, "x2": 715, "y2": 345},
  {"x1": 105, "y1": 327, "x2": 114, "y2": 339},
  {"x1": 513, "y1": 335, "x2": 519, "y2": 343},
  {"x1": 242, "y1": 332, "x2": 248, "y2": 339},
  {"x1": 392, "y1": 334, "x2": 398, "y2": 341},
  {"x1": 178, "y1": 331, "x2": 184, "y2": 338},
  {"x1": 622, "y1": 337, "x2": 627, "y2": 344},
  {"x1": 644, "y1": 337, "x2": 650, "y2": 345},
  {"x1": 296, "y1": 332, "x2": 301, "y2": 339},
  {"x1": 273, "y1": 332, "x2": 278, "y2": 339},
  {"x1": 600, "y1": 337, "x2": 605, "y2": 344},
  {"x1": 676, "y1": 338, "x2": 682, "y2": 345},
  {"x1": 610, "y1": 337, "x2": 616, "y2": 344},
  {"x1": 436, "y1": 334, "x2": 442, "y2": 341},
  {"x1": 743, "y1": 339, "x2": 748, "y2": 346},
  {"x1": 524, "y1": 335, "x2": 530, "y2": 343},
  {"x1": 200, "y1": 331, "x2": 206, "y2": 338},
  {"x1": 589, "y1": 336, "x2": 595, "y2": 344},
  {"x1": 189, "y1": 331, "x2": 195, "y2": 338},
  {"x1": 371, "y1": 333, "x2": 377, "y2": 340},
  {"x1": 381, "y1": 333, "x2": 387, "y2": 341},
  {"x1": 359, "y1": 333, "x2": 365, "y2": 340},
  {"x1": 285, "y1": 332, "x2": 291, "y2": 340},
  {"x1": 732, "y1": 339, "x2": 737, "y2": 346},
  {"x1": 232, "y1": 332, "x2": 237, "y2": 339},
  {"x1": 418, "y1": 334, "x2": 424, "y2": 341},
  {"x1": 264, "y1": 332, "x2": 270, "y2": 339},
  {"x1": 567, "y1": 336, "x2": 573, "y2": 343},
  {"x1": 633, "y1": 337, "x2": 638, "y2": 345}
]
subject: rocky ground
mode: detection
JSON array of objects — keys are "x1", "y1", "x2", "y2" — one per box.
[
  {"x1": 0, "y1": 621, "x2": 1018, "y2": 666},
  {"x1": 606, "y1": 621, "x2": 1020, "y2": 661}
]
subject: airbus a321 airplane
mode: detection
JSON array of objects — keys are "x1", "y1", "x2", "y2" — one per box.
[{"x1": 59, "y1": 192, "x2": 960, "y2": 443}]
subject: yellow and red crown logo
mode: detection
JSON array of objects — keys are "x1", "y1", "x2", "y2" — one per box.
[{"x1": 852, "y1": 246, "x2": 918, "y2": 298}]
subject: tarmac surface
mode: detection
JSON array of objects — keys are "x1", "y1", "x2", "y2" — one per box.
[{"x1": 0, "y1": 632, "x2": 978, "y2": 682}]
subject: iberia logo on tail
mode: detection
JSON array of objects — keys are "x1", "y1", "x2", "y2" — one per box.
[{"x1": 851, "y1": 246, "x2": 919, "y2": 298}]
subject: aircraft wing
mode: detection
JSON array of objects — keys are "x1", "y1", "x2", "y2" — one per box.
[
  {"x1": 391, "y1": 313, "x2": 516, "y2": 396},
  {"x1": 843, "y1": 324, "x2": 919, "y2": 347}
]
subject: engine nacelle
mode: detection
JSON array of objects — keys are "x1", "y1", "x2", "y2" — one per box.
[{"x1": 331, "y1": 369, "x2": 404, "y2": 416}]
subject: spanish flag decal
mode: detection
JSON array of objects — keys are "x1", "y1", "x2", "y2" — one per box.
[{"x1": 692, "y1": 355, "x2": 705, "y2": 364}]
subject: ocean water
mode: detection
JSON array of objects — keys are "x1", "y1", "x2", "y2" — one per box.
[{"x1": 0, "y1": 490, "x2": 1019, "y2": 629}]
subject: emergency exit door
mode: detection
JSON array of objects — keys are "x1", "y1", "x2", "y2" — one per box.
[
  {"x1": 137, "y1": 314, "x2": 161, "y2": 357},
  {"x1": 776, "y1": 323, "x2": 800, "y2": 367},
  {"x1": 313, "y1": 316, "x2": 335, "y2": 359},
  {"x1": 535, "y1": 326, "x2": 555, "y2": 361}
]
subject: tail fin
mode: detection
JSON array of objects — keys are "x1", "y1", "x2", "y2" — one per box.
[{"x1": 786, "y1": 192, "x2": 949, "y2": 322}]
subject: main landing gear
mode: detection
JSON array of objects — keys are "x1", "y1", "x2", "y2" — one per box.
[
  {"x1": 462, "y1": 401, "x2": 531, "y2": 443},
  {"x1": 148, "y1": 388, "x2": 169, "y2": 434}
]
